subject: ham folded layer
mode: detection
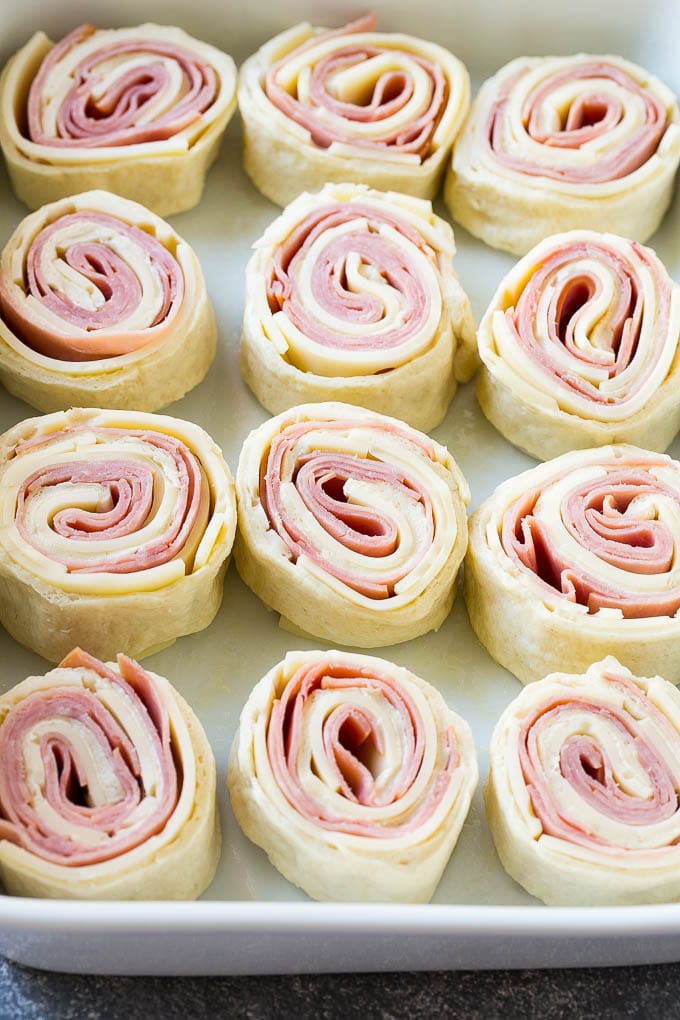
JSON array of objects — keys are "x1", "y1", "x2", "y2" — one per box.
[
  {"x1": 518, "y1": 670, "x2": 680, "y2": 851},
  {"x1": 265, "y1": 200, "x2": 435, "y2": 354},
  {"x1": 486, "y1": 61, "x2": 669, "y2": 183},
  {"x1": 265, "y1": 15, "x2": 449, "y2": 160},
  {"x1": 501, "y1": 455, "x2": 680, "y2": 618},
  {"x1": 12, "y1": 424, "x2": 209, "y2": 575},
  {"x1": 27, "y1": 24, "x2": 218, "y2": 149},
  {"x1": 260, "y1": 417, "x2": 437, "y2": 599},
  {"x1": 502, "y1": 238, "x2": 671, "y2": 405},
  {"x1": 0, "y1": 648, "x2": 177, "y2": 866},
  {"x1": 0, "y1": 211, "x2": 183, "y2": 361},
  {"x1": 265, "y1": 657, "x2": 458, "y2": 837}
]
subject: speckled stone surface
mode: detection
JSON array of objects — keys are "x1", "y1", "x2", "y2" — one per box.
[{"x1": 2, "y1": 958, "x2": 680, "y2": 1019}]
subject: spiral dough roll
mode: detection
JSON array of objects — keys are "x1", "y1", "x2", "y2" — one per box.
[
  {"x1": 445, "y1": 54, "x2": 680, "y2": 255},
  {"x1": 476, "y1": 230, "x2": 680, "y2": 460},
  {"x1": 0, "y1": 190, "x2": 216, "y2": 413},
  {"x1": 466, "y1": 445, "x2": 680, "y2": 685},
  {"x1": 0, "y1": 23, "x2": 237, "y2": 216},
  {"x1": 235, "y1": 402, "x2": 469, "y2": 647},
  {"x1": 238, "y1": 15, "x2": 470, "y2": 206},
  {"x1": 0, "y1": 407, "x2": 236, "y2": 663},
  {"x1": 0, "y1": 647, "x2": 219, "y2": 899},
  {"x1": 228, "y1": 649, "x2": 477, "y2": 902},
  {"x1": 241, "y1": 183, "x2": 477, "y2": 431},
  {"x1": 487, "y1": 656, "x2": 680, "y2": 905}
]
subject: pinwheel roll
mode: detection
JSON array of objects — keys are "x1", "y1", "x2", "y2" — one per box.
[
  {"x1": 445, "y1": 55, "x2": 680, "y2": 255},
  {"x1": 476, "y1": 231, "x2": 680, "y2": 460},
  {"x1": 487, "y1": 656, "x2": 680, "y2": 905},
  {"x1": 0, "y1": 647, "x2": 219, "y2": 899},
  {"x1": 235, "y1": 402, "x2": 469, "y2": 647},
  {"x1": 0, "y1": 408, "x2": 236, "y2": 663},
  {"x1": 0, "y1": 191, "x2": 216, "y2": 413},
  {"x1": 0, "y1": 24, "x2": 237, "y2": 216},
  {"x1": 238, "y1": 15, "x2": 470, "y2": 206},
  {"x1": 228, "y1": 649, "x2": 477, "y2": 902},
  {"x1": 241, "y1": 183, "x2": 477, "y2": 431},
  {"x1": 466, "y1": 445, "x2": 680, "y2": 685}
]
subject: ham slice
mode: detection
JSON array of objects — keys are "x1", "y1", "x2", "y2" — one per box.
[
  {"x1": 0, "y1": 649, "x2": 178, "y2": 867},
  {"x1": 260, "y1": 418, "x2": 437, "y2": 599},
  {"x1": 503, "y1": 239, "x2": 670, "y2": 405},
  {"x1": 13, "y1": 425, "x2": 209, "y2": 575},
  {"x1": 265, "y1": 657, "x2": 458, "y2": 836},
  {"x1": 501, "y1": 458, "x2": 680, "y2": 618},
  {"x1": 519, "y1": 672, "x2": 679, "y2": 849},
  {"x1": 264, "y1": 15, "x2": 449, "y2": 161},
  {"x1": 27, "y1": 24, "x2": 218, "y2": 149},
  {"x1": 0, "y1": 210, "x2": 183, "y2": 362},
  {"x1": 487, "y1": 61, "x2": 669, "y2": 184},
  {"x1": 265, "y1": 201, "x2": 433, "y2": 352}
]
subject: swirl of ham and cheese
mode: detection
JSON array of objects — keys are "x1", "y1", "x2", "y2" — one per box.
[
  {"x1": 0, "y1": 25, "x2": 237, "y2": 215},
  {"x1": 25, "y1": 24, "x2": 221, "y2": 151},
  {"x1": 238, "y1": 16, "x2": 470, "y2": 206},
  {"x1": 234, "y1": 402, "x2": 469, "y2": 647},
  {"x1": 0, "y1": 191, "x2": 216, "y2": 413},
  {"x1": 0, "y1": 408, "x2": 236, "y2": 663},
  {"x1": 466, "y1": 445, "x2": 680, "y2": 685},
  {"x1": 476, "y1": 230, "x2": 680, "y2": 459},
  {"x1": 228, "y1": 649, "x2": 477, "y2": 902},
  {"x1": 0, "y1": 647, "x2": 219, "y2": 899},
  {"x1": 241, "y1": 183, "x2": 476, "y2": 431},
  {"x1": 446, "y1": 55, "x2": 680, "y2": 254},
  {"x1": 486, "y1": 656, "x2": 680, "y2": 905},
  {"x1": 1, "y1": 205, "x2": 182, "y2": 362}
]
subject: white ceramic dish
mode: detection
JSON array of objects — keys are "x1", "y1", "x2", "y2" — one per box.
[{"x1": 0, "y1": 0, "x2": 679, "y2": 975}]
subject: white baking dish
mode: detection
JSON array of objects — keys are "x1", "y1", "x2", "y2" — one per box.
[{"x1": 0, "y1": 0, "x2": 679, "y2": 975}]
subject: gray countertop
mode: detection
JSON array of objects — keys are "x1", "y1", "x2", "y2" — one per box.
[{"x1": 2, "y1": 958, "x2": 680, "y2": 1019}]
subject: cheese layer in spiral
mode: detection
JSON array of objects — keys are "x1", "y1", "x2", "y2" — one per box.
[
  {"x1": 445, "y1": 54, "x2": 680, "y2": 255},
  {"x1": 476, "y1": 230, "x2": 680, "y2": 460},
  {"x1": 228, "y1": 649, "x2": 477, "y2": 902},
  {"x1": 0, "y1": 647, "x2": 219, "y2": 899},
  {"x1": 466, "y1": 445, "x2": 680, "y2": 685},
  {"x1": 0, "y1": 24, "x2": 237, "y2": 215},
  {"x1": 241, "y1": 182, "x2": 477, "y2": 431},
  {"x1": 0, "y1": 190, "x2": 216, "y2": 413},
  {"x1": 238, "y1": 15, "x2": 470, "y2": 206},
  {"x1": 487, "y1": 656, "x2": 680, "y2": 905},
  {"x1": 0, "y1": 407, "x2": 236, "y2": 663},
  {"x1": 235, "y1": 402, "x2": 469, "y2": 647}
]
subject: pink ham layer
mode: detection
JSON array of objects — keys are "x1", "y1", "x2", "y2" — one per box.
[
  {"x1": 503, "y1": 239, "x2": 671, "y2": 405},
  {"x1": 266, "y1": 658, "x2": 458, "y2": 837},
  {"x1": 13, "y1": 425, "x2": 207, "y2": 574},
  {"x1": 260, "y1": 417, "x2": 437, "y2": 599},
  {"x1": 266, "y1": 201, "x2": 436, "y2": 356},
  {"x1": 0, "y1": 211, "x2": 183, "y2": 361},
  {"x1": 518, "y1": 671, "x2": 679, "y2": 851},
  {"x1": 264, "y1": 15, "x2": 449, "y2": 160},
  {"x1": 486, "y1": 61, "x2": 669, "y2": 183},
  {"x1": 501, "y1": 456, "x2": 680, "y2": 618},
  {"x1": 26, "y1": 24, "x2": 218, "y2": 148},
  {"x1": 0, "y1": 648, "x2": 178, "y2": 867}
]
